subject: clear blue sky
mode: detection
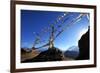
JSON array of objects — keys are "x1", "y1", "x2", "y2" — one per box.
[{"x1": 21, "y1": 10, "x2": 89, "y2": 51}]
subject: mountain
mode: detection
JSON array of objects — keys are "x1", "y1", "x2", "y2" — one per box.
[
  {"x1": 64, "y1": 28, "x2": 90, "y2": 60},
  {"x1": 64, "y1": 46, "x2": 79, "y2": 59},
  {"x1": 67, "y1": 46, "x2": 79, "y2": 52},
  {"x1": 22, "y1": 47, "x2": 64, "y2": 63}
]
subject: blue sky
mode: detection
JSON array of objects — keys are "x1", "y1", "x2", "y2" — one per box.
[{"x1": 21, "y1": 10, "x2": 89, "y2": 51}]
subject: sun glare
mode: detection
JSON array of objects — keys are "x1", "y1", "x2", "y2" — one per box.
[{"x1": 78, "y1": 29, "x2": 88, "y2": 39}]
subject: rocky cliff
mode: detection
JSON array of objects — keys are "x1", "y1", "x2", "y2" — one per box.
[{"x1": 76, "y1": 29, "x2": 89, "y2": 60}]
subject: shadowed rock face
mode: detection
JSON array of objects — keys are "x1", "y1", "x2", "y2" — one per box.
[
  {"x1": 21, "y1": 48, "x2": 27, "y2": 54},
  {"x1": 76, "y1": 29, "x2": 89, "y2": 60}
]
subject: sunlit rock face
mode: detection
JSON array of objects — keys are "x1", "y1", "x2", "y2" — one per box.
[
  {"x1": 21, "y1": 48, "x2": 40, "y2": 62},
  {"x1": 76, "y1": 29, "x2": 89, "y2": 60}
]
